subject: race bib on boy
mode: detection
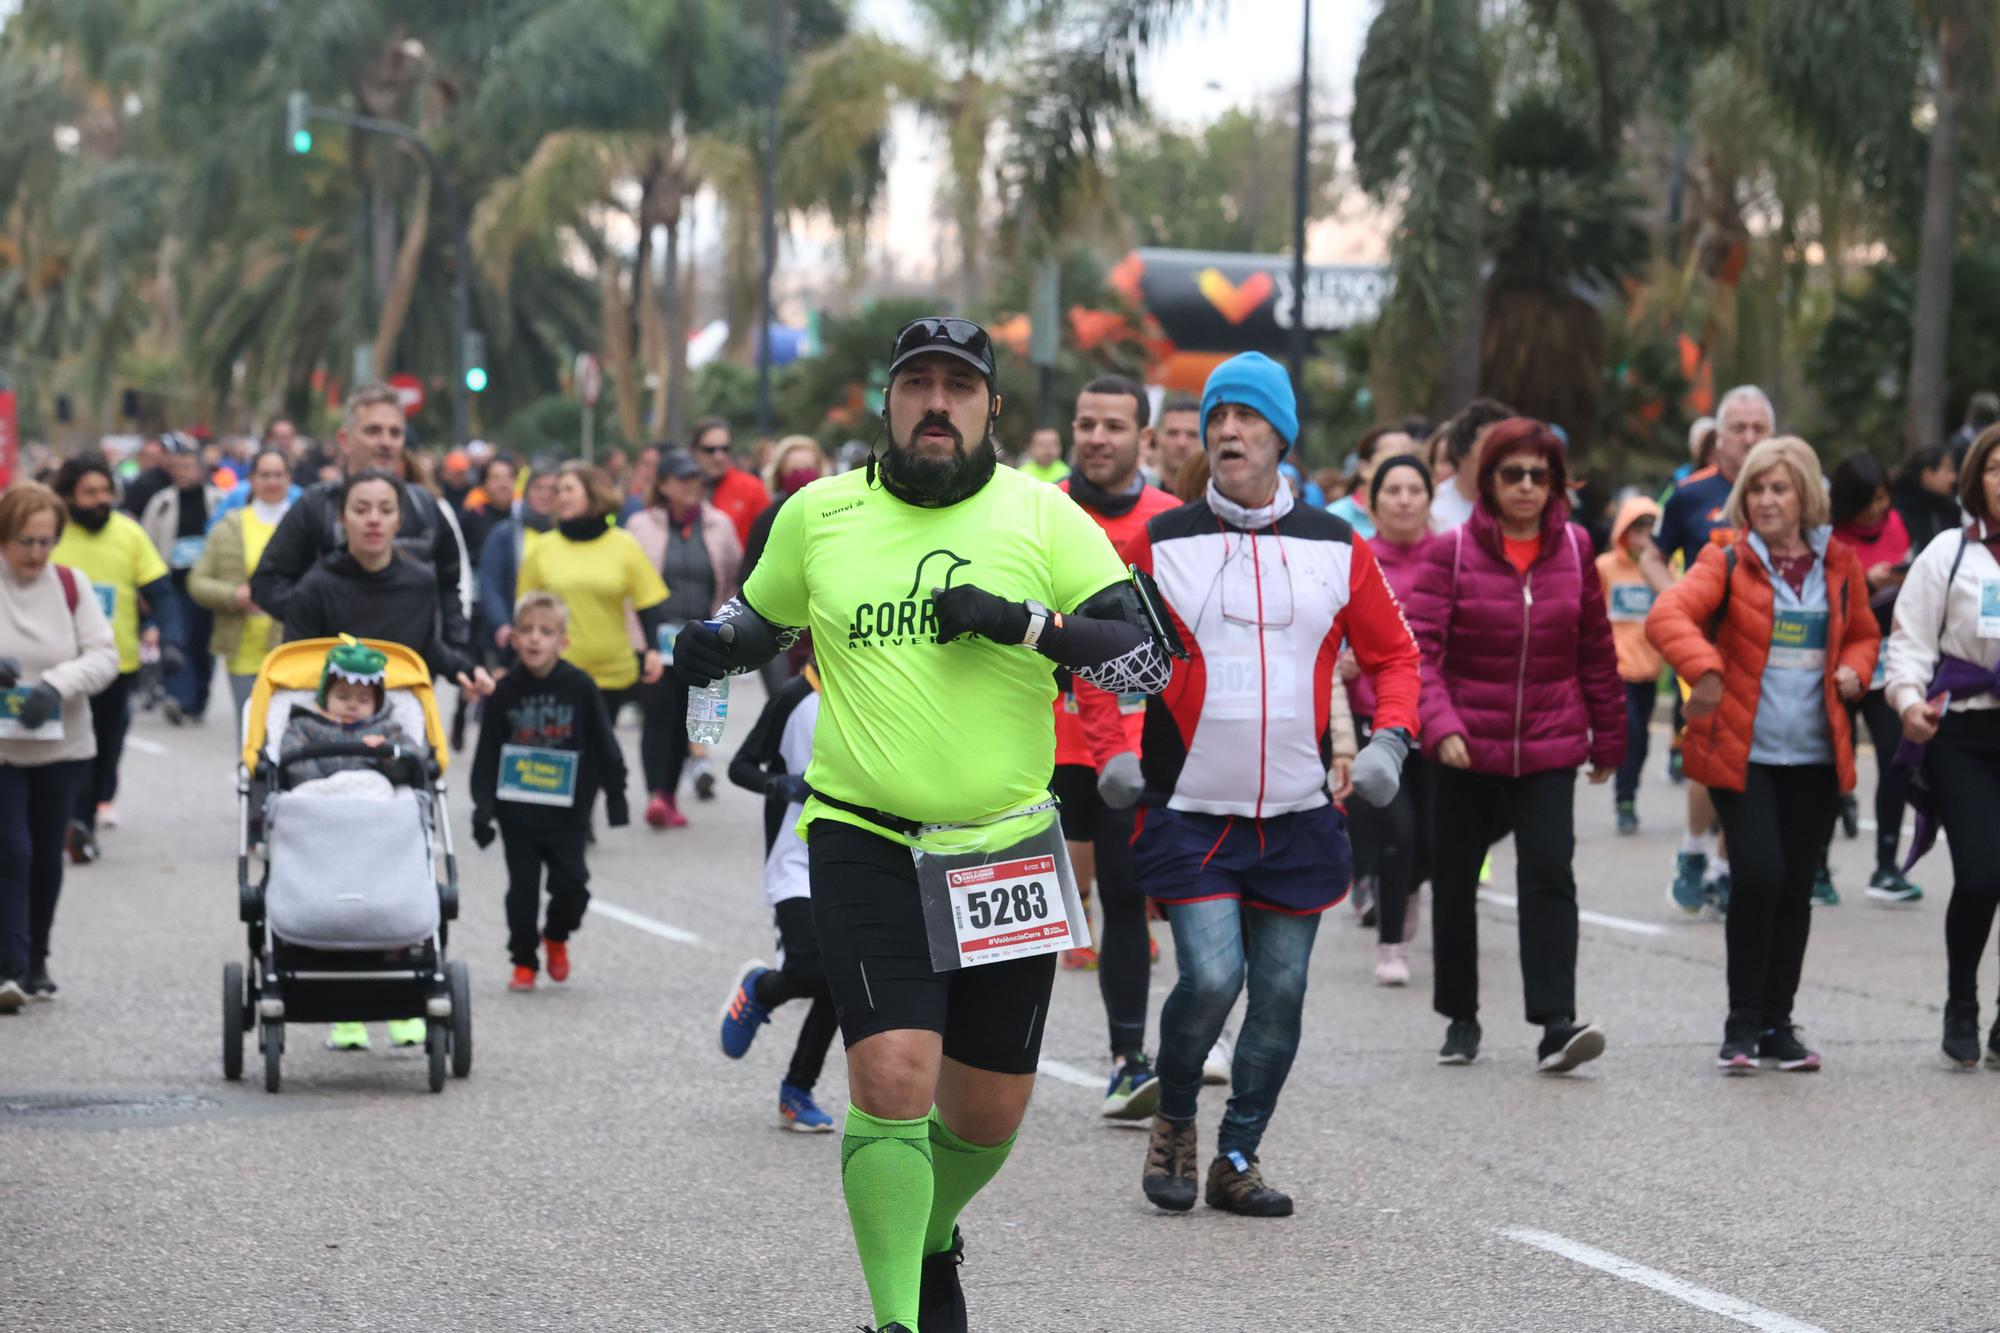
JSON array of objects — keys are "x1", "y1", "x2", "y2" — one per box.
[
  {"x1": 1767, "y1": 609, "x2": 1828, "y2": 672},
  {"x1": 0, "y1": 687, "x2": 62, "y2": 740},
  {"x1": 1608, "y1": 583, "x2": 1655, "y2": 621},
  {"x1": 497, "y1": 744, "x2": 578, "y2": 807},
  {"x1": 1979, "y1": 580, "x2": 2000, "y2": 640},
  {"x1": 170, "y1": 535, "x2": 206, "y2": 570}
]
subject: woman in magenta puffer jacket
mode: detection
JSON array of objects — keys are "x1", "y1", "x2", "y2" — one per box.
[{"x1": 1403, "y1": 418, "x2": 1625, "y2": 1073}]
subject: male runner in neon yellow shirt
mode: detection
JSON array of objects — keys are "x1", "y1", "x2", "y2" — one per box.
[{"x1": 679, "y1": 317, "x2": 1174, "y2": 1333}]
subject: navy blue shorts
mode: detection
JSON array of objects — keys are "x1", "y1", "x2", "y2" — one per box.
[{"x1": 1133, "y1": 803, "x2": 1352, "y2": 915}]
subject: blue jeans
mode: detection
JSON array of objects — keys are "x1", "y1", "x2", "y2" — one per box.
[
  {"x1": 1615, "y1": 681, "x2": 1657, "y2": 803},
  {"x1": 164, "y1": 580, "x2": 214, "y2": 718},
  {"x1": 1156, "y1": 897, "x2": 1321, "y2": 1158}
]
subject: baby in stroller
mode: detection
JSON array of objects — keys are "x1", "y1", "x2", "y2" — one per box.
[
  {"x1": 274, "y1": 636, "x2": 427, "y2": 1050},
  {"x1": 279, "y1": 637, "x2": 413, "y2": 798}
]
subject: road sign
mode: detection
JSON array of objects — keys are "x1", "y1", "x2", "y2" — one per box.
[
  {"x1": 387, "y1": 373, "x2": 426, "y2": 417},
  {"x1": 575, "y1": 353, "x2": 602, "y2": 408}
]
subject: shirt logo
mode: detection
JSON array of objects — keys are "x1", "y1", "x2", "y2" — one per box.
[
  {"x1": 847, "y1": 548, "x2": 971, "y2": 648},
  {"x1": 820, "y1": 499, "x2": 862, "y2": 518}
]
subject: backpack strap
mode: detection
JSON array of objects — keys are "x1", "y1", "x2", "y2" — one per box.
[
  {"x1": 1937, "y1": 529, "x2": 1971, "y2": 646},
  {"x1": 1703, "y1": 543, "x2": 1736, "y2": 643},
  {"x1": 54, "y1": 563, "x2": 78, "y2": 615}
]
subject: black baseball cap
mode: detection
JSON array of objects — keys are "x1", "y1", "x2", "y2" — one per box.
[
  {"x1": 658, "y1": 448, "x2": 702, "y2": 481},
  {"x1": 887, "y1": 317, "x2": 997, "y2": 385}
]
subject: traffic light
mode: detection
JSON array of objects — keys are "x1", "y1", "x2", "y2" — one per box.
[
  {"x1": 286, "y1": 92, "x2": 313, "y2": 155},
  {"x1": 463, "y1": 331, "x2": 488, "y2": 393}
]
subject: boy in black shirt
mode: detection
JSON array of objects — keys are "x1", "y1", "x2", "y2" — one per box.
[{"x1": 471, "y1": 591, "x2": 629, "y2": 990}]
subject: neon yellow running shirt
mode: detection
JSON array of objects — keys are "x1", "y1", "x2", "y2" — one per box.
[{"x1": 743, "y1": 464, "x2": 1127, "y2": 850}]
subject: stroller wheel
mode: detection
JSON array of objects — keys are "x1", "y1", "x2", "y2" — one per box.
[
  {"x1": 447, "y1": 961, "x2": 473, "y2": 1078},
  {"x1": 425, "y1": 1022, "x2": 447, "y2": 1093},
  {"x1": 262, "y1": 1021, "x2": 284, "y2": 1094},
  {"x1": 222, "y1": 964, "x2": 245, "y2": 1081}
]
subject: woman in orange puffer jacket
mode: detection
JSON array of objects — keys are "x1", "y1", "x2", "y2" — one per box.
[{"x1": 1646, "y1": 438, "x2": 1879, "y2": 1076}]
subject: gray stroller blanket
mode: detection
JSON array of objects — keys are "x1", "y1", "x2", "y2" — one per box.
[{"x1": 265, "y1": 790, "x2": 440, "y2": 949}]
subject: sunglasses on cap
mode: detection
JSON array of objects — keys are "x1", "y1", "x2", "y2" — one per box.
[{"x1": 888, "y1": 317, "x2": 996, "y2": 381}]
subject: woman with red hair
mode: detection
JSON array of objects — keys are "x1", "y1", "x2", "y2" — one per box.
[{"x1": 1402, "y1": 418, "x2": 1626, "y2": 1072}]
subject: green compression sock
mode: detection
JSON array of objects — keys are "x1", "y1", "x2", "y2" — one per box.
[
  {"x1": 841, "y1": 1105, "x2": 934, "y2": 1331},
  {"x1": 923, "y1": 1108, "x2": 1017, "y2": 1257}
]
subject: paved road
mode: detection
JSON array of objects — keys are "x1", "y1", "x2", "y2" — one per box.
[{"x1": 6, "y1": 680, "x2": 1999, "y2": 1332}]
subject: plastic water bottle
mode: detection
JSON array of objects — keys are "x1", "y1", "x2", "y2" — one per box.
[{"x1": 686, "y1": 619, "x2": 729, "y2": 744}]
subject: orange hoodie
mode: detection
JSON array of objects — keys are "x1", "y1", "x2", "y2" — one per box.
[{"x1": 1596, "y1": 495, "x2": 1665, "y2": 683}]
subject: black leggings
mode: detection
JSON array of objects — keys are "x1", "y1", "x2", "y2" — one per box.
[
  {"x1": 1926, "y1": 713, "x2": 2000, "y2": 1010},
  {"x1": 1819, "y1": 689, "x2": 1905, "y2": 874},
  {"x1": 1054, "y1": 764, "x2": 1149, "y2": 1058},
  {"x1": 752, "y1": 897, "x2": 841, "y2": 1091},
  {"x1": 73, "y1": 671, "x2": 132, "y2": 829},
  {"x1": 603, "y1": 680, "x2": 691, "y2": 797},
  {"x1": 1712, "y1": 763, "x2": 1838, "y2": 1028},
  {"x1": 1348, "y1": 744, "x2": 1432, "y2": 944}
]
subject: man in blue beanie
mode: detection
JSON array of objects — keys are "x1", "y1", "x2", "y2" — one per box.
[{"x1": 1111, "y1": 349, "x2": 1424, "y2": 1218}]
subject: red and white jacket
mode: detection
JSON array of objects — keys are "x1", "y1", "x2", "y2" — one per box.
[{"x1": 1112, "y1": 480, "x2": 1421, "y2": 819}]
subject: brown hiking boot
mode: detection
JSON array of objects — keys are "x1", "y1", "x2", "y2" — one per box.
[
  {"x1": 1204, "y1": 1150, "x2": 1294, "y2": 1217},
  {"x1": 1142, "y1": 1115, "x2": 1198, "y2": 1212}
]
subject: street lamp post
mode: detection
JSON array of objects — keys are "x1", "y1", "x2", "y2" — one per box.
[
  {"x1": 754, "y1": 0, "x2": 785, "y2": 434},
  {"x1": 1289, "y1": 0, "x2": 1312, "y2": 418},
  {"x1": 287, "y1": 94, "x2": 473, "y2": 447}
]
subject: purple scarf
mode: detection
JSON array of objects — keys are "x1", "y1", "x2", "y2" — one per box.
[{"x1": 1891, "y1": 654, "x2": 2000, "y2": 871}]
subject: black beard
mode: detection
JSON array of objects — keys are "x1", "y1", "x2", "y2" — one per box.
[
  {"x1": 71, "y1": 504, "x2": 112, "y2": 533},
  {"x1": 876, "y1": 434, "x2": 997, "y2": 508}
]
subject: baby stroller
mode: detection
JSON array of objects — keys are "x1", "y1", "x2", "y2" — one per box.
[{"x1": 221, "y1": 637, "x2": 471, "y2": 1093}]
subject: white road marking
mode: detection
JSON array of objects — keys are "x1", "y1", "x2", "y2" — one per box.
[
  {"x1": 125, "y1": 736, "x2": 167, "y2": 755},
  {"x1": 1036, "y1": 1059, "x2": 1103, "y2": 1090},
  {"x1": 1478, "y1": 890, "x2": 1667, "y2": 937},
  {"x1": 590, "y1": 900, "x2": 704, "y2": 947},
  {"x1": 1497, "y1": 1228, "x2": 1829, "y2": 1333}
]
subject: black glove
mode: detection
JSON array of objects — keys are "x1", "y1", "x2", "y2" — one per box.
[
  {"x1": 0, "y1": 657, "x2": 19, "y2": 689},
  {"x1": 16, "y1": 682, "x2": 62, "y2": 730},
  {"x1": 160, "y1": 643, "x2": 187, "y2": 677},
  {"x1": 769, "y1": 773, "x2": 811, "y2": 804},
  {"x1": 931, "y1": 584, "x2": 1030, "y2": 646},
  {"x1": 605, "y1": 793, "x2": 631, "y2": 828},
  {"x1": 472, "y1": 809, "x2": 496, "y2": 850},
  {"x1": 673, "y1": 620, "x2": 734, "y2": 686}
]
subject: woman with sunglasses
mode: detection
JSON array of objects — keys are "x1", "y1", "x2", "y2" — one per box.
[
  {"x1": 1404, "y1": 418, "x2": 1624, "y2": 1072},
  {"x1": 0, "y1": 483, "x2": 119, "y2": 1009}
]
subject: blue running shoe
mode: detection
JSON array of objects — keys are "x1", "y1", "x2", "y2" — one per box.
[
  {"x1": 1100, "y1": 1055, "x2": 1161, "y2": 1121},
  {"x1": 778, "y1": 1081, "x2": 835, "y2": 1132},
  {"x1": 1668, "y1": 851, "x2": 1707, "y2": 915},
  {"x1": 1811, "y1": 867, "x2": 1840, "y2": 907},
  {"x1": 719, "y1": 960, "x2": 772, "y2": 1059},
  {"x1": 1705, "y1": 869, "x2": 1732, "y2": 919}
]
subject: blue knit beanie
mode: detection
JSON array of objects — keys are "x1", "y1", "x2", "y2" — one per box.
[{"x1": 1199, "y1": 352, "x2": 1299, "y2": 456}]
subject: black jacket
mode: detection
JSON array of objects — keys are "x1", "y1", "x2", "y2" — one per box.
[
  {"x1": 1893, "y1": 478, "x2": 1963, "y2": 558},
  {"x1": 251, "y1": 476, "x2": 471, "y2": 659},
  {"x1": 282, "y1": 551, "x2": 475, "y2": 681},
  {"x1": 471, "y1": 659, "x2": 628, "y2": 831}
]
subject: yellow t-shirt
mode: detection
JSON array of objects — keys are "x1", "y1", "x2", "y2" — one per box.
[
  {"x1": 228, "y1": 507, "x2": 279, "y2": 676},
  {"x1": 51, "y1": 512, "x2": 169, "y2": 673},
  {"x1": 517, "y1": 524, "x2": 668, "y2": 691}
]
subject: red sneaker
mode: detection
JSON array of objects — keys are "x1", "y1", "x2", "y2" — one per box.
[
  {"x1": 644, "y1": 792, "x2": 671, "y2": 829},
  {"x1": 509, "y1": 965, "x2": 536, "y2": 992},
  {"x1": 660, "y1": 794, "x2": 689, "y2": 829},
  {"x1": 545, "y1": 939, "x2": 570, "y2": 983},
  {"x1": 1061, "y1": 946, "x2": 1099, "y2": 971}
]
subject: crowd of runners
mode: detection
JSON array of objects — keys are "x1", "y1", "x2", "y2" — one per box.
[{"x1": 6, "y1": 316, "x2": 2000, "y2": 1332}]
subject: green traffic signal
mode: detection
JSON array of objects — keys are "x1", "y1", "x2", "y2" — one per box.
[
  {"x1": 465, "y1": 366, "x2": 488, "y2": 393},
  {"x1": 291, "y1": 129, "x2": 313, "y2": 154}
]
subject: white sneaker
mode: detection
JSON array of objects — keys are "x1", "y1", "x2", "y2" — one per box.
[
  {"x1": 1203, "y1": 1030, "x2": 1233, "y2": 1086},
  {"x1": 1375, "y1": 942, "x2": 1410, "y2": 987}
]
